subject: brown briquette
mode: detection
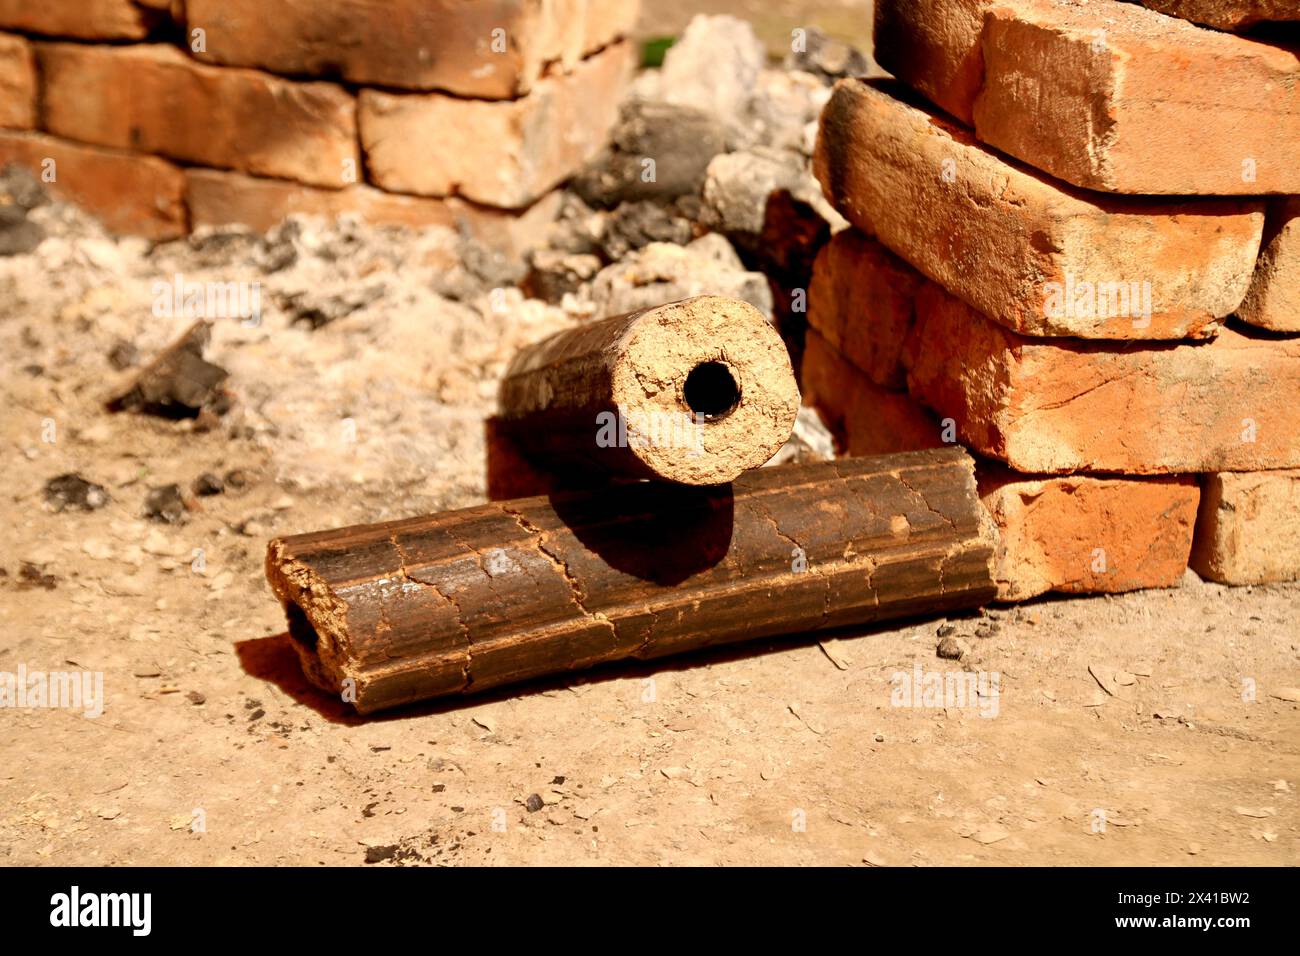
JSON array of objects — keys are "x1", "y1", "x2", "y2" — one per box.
[
  {"x1": 265, "y1": 448, "x2": 997, "y2": 714},
  {"x1": 496, "y1": 295, "x2": 801, "y2": 486}
]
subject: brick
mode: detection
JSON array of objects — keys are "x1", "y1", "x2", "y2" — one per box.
[
  {"x1": 874, "y1": 0, "x2": 987, "y2": 125},
  {"x1": 814, "y1": 81, "x2": 1264, "y2": 339},
  {"x1": 38, "y1": 43, "x2": 357, "y2": 189},
  {"x1": 0, "y1": 32, "x2": 34, "y2": 129},
  {"x1": 360, "y1": 40, "x2": 632, "y2": 209},
  {"x1": 976, "y1": 0, "x2": 1300, "y2": 195},
  {"x1": 185, "y1": 168, "x2": 562, "y2": 258},
  {"x1": 187, "y1": 0, "x2": 638, "y2": 98},
  {"x1": 1191, "y1": 470, "x2": 1300, "y2": 585},
  {"x1": 801, "y1": 330, "x2": 945, "y2": 457},
  {"x1": 902, "y1": 281, "x2": 1300, "y2": 474},
  {"x1": 874, "y1": 0, "x2": 1300, "y2": 195},
  {"x1": 979, "y1": 467, "x2": 1199, "y2": 601},
  {"x1": 0, "y1": 0, "x2": 164, "y2": 39},
  {"x1": 0, "y1": 131, "x2": 186, "y2": 238},
  {"x1": 1136, "y1": 1, "x2": 1300, "y2": 31},
  {"x1": 1238, "y1": 198, "x2": 1300, "y2": 333},
  {"x1": 807, "y1": 230, "x2": 923, "y2": 389}
]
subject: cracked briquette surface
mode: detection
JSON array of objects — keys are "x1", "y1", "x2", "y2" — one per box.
[{"x1": 266, "y1": 449, "x2": 995, "y2": 713}]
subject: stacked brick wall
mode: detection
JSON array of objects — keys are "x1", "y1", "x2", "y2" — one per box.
[
  {"x1": 806, "y1": 0, "x2": 1300, "y2": 595},
  {"x1": 0, "y1": 0, "x2": 638, "y2": 253}
]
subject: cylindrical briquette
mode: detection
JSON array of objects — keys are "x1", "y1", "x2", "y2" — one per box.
[
  {"x1": 496, "y1": 295, "x2": 800, "y2": 485},
  {"x1": 265, "y1": 448, "x2": 996, "y2": 714}
]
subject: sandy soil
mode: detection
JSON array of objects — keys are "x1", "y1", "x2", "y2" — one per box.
[{"x1": 2, "y1": 201, "x2": 1298, "y2": 868}]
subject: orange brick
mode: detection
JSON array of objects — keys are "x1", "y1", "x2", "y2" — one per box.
[
  {"x1": 979, "y1": 466, "x2": 1200, "y2": 601},
  {"x1": 38, "y1": 43, "x2": 357, "y2": 189},
  {"x1": 0, "y1": 32, "x2": 34, "y2": 130},
  {"x1": 185, "y1": 168, "x2": 561, "y2": 258},
  {"x1": 0, "y1": 131, "x2": 186, "y2": 238},
  {"x1": 360, "y1": 41, "x2": 632, "y2": 209},
  {"x1": 1136, "y1": 0, "x2": 1299, "y2": 30},
  {"x1": 1238, "y1": 198, "x2": 1300, "y2": 333},
  {"x1": 801, "y1": 330, "x2": 945, "y2": 457},
  {"x1": 903, "y1": 281, "x2": 1300, "y2": 474},
  {"x1": 874, "y1": 0, "x2": 986, "y2": 125},
  {"x1": 814, "y1": 81, "x2": 1264, "y2": 339},
  {"x1": 807, "y1": 230, "x2": 923, "y2": 389},
  {"x1": 186, "y1": 0, "x2": 638, "y2": 98},
  {"x1": 873, "y1": 0, "x2": 1300, "y2": 195},
  {"x1": 1191, "y1": 469, "x2": 1300, "y2": 585},
  {"x1": 0, "y1": 0, "x2": 163, "y2": 39}
]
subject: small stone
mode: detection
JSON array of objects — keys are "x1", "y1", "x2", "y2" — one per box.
[
  {"x1": 524, "y1": 250, "x2": 602, "y2": 303},
  {"x1": 525, "y1": 793, "x2": 544, "y2": 813},
  {"x1": 186, "y1": 691, "x2": 206, "y2": 705},
  {"x1": 107, "y1": 320, "x2": 230, "y2": 418},
  {"x1": 44, "y1": 473, "x2": 110, "y2": 513},
  {"x1": 364, "y1": 844, "x2": 398, "y2": 864},
  {"x1": 598, "y1": 200, "x2": 695, "y2": 261},
  {"x1": 143, "y1": 484, "x2": 187, "y2": 524},
  {"x1": 784, "y1": 28, "x2": 872, "y2": 81},
  {"x1": 277, "y1": 283, "x2": 384, "y2": 330},
  {"x1": 936, "y1": 635, "x2": 964, "y2": 660},
  {"x1": 659, "y1": 15, "x2": 765, "y2": 141},
  {"x1": 192, "y1": 472, "x2": 224, "y2": 496},
  {"x1": 571, "y1": 100, "x2": 728, "y2": 207},
  {"x1": 587, "y1": 234, "x2": 772, "y2": 318},
  {"x1": 0, "y1": 167, "x2": 46, "y2": 256},
  {"x1": 17, "y1": 562, "x2": 57, "y2": 590},
  {"x1": 107, "y1": 340, "x2": 140, "y2": 371},
  {"x1": 936, "y1": 623, "x2": 957, "y2": 638},
  {"x1": 224, "y1": 468, "x2": 253, "y2": 489}
]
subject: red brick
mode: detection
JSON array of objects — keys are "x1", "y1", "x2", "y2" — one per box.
[
  {"x1": 873, "y1": 0, "x2": 1300, "y2": 195},
  {"x1": 38, "y1": 43, "x2": 357, "y2": 189},
  {"x1": 0, "y1": 0, "x2": 164, "y2": 39},
  {"x1": 980, "y1": 466, "x2": 1199, "y2": 601},
  {"x1": 1191, "y1": 469, "x2": 1300, "y2": 585},
  {"x1": 360, "y1": 40, "x2": 632, "y2": 209},
  {"x1": 1136, "y1": 0, "x2": 1299, "y2": 30},
  {"x1": 814, "y1": 81, "x2": 1264, "y2": 339},
  {"x1": 185, "y1": 168, "x2": 562, "y2": 258},
  {"x1": 807, "y1": 230, "x2": 923, "y2": 389},
  {"x1": 186, "y1": 0, "x2": 638, "y2": 98},
  {"x1": 801, "y1": 330, "x2": 945, "y2": 457},
  {"x1": 0, "y1": 131, "x2": 186, "y2": 238},
  {"x1": 1238, "y1": 198, "x2": 1300, "y2": 333},
  {"x1": 874, "y1": 0, "x2": 986, "y2": 125},
  {"x1": 903, "y1": 281, "x2": 1300, "y2": 474},
  {"x1": 0, "y1": 32, "x2": 34, "y2": 130}
]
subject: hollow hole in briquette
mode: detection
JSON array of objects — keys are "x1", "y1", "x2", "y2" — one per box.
[
  {"x1": 286, "y1": 601, "x2": 320, "y2": 651},
  {"x1": 683, "y1": 361, "x2": 741, "y2": 421}
]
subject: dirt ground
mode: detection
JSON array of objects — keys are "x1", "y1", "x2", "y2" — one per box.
[{"x1": 3, "y1": 194, "x2": 1299, "y2": 869}]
